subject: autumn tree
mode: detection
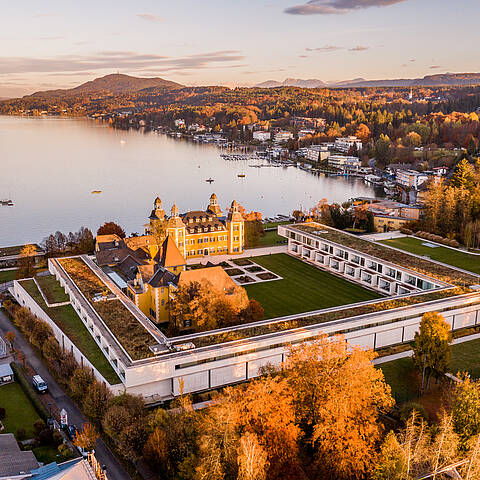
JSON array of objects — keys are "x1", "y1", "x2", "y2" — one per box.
[
  {"x1": 97, "y1": 221, "x2": 126, "y2": 238},
  {"x1": 70, "y1": 366, "x2": 95, "y2": 401},
  {"x1": 17, "y1": 244, "x2": 37, "y2": 278},
  {"x1": 82, "y1": 380, "x2": 113, "y2": 425},
  {"x1": 413, "y1": 312, "x2": 452, "y2": 391},
  {"x1": 452, "y1": 377, "x2": 480, "y2": 442},
  {"x1": 169, "y1": 279, "x2": 249, "y2": 332},
  {"x1": 281, "y1": 336, "x2": 393, "y2": 480},
  {"x1": 451, "y1": 158, "x2": 475, "y2": 191},
  {"x1": 196, "y1": 376, "x2": 300, "y2": 480},
  {"x1": 73, "y1": 423, "x2": 100, "y2": 452}
]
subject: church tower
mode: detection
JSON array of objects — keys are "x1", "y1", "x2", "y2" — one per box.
[
  {"x1": 206, "y1": 193, "x2": 222, "y2": 217},
  {"x1": 226, "y1": 200, "x2": 244, "y2": 254}
]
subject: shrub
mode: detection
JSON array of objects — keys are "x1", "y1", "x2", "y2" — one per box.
[
  {"x1": 52, "y1": 429, "x2": 64, "y2": 447},
  {"x1": 449, "y1": 239, "x2": 460, "y2": 247},
  {"x1": 38, "y1": 428, "x2": 53, "y2": 445},
  {"x1": 34, "y1": 419, "x2": 46, "y2": 436},
  {"x1": 400, "y1": 228, "x2": 413, "y2": 235},
  {"x1": 0, "y1": 407, "x2": 5, "y2": 420},
  {"x1": 400, "y1": 402, "x2": 429, "y2": 424},
  {"x1": 16, "y1": 428, "x2": 26, "y2": 440}
]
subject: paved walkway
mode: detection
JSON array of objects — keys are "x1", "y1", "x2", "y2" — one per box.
[
  {"x1": 185, "y1": 244, "x2": 288, "y2": 265},
  {"x1": 0, "y1": 309, "x2": 132, "y2": 480}
]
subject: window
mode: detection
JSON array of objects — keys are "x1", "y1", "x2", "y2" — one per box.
[
  {"x1": 234, "y1": 225, "x2": 239, "y2": 231},
  {"x1": 198, "y1": 238, "x2": 203, "y2": 244},
  {"x1": 150, "y1": 308, "x2": 156, "y2": 318},
  {"x1": 234, "y1": 236, "x2": 239, "y2": 241},
  {"x1": 161, "y1": 299, "x2": 165, "y2": 306}
]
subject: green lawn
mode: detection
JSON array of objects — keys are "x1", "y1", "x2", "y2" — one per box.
[
  {"x1": 35, "y1": 275, "x2": 70, "y2": 304},
  {"x1": 0, "y1": 270, "x2": 16, "y2": 283},
  {"x1": 380, "y1": 237, "x2": 480, "y2": 275},
  {"x1": 245, "y1": 254, "x2": 382, "y2": 319},
  {"x1": 379, "y1": 338, "x2": 480, "y2": 402},
  {"x1": 32, "y1": 445, "x2": 61, "y2": 464},
  {"x1": 257, "y1": 230, "x2": 287, "y2": 247},
  {"x1": 0, "y1": 382, "x2": 41, "y2": 438},
  {"x1": 20, "y1": 280, "x2": 120, "y2": 385}
]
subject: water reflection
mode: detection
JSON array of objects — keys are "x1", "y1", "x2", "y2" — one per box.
[{"x1": 0, "y1": 116, "x2": 378, "y2": 245}]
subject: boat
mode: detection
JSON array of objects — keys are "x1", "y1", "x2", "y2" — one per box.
[
  {"x1": 91, "y1": 190, "x2": 102, "y2": 194},
  {"x1": 205, "y1": 178, "x2": 214, "y2": 183},
  {"x1": 237, "y1": 174, "x2": 246, "y2": 178},
  {"x1": 0, "y1": 199, "x2": 13, "y2": 206}
]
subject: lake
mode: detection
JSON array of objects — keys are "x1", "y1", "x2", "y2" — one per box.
[{"x1": 0, "y1": 116, "x2": 378, "y2": 246}]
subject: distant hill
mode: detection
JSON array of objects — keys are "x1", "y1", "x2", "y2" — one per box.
[
  {"x1": 256, "y1": 78, "x2": 326, "y2": 88},
  {"x1": 27, "y1": 73, "x2": 183, "y2": 98},
  {"x1": 255, "y1": 73, "x2": 480, "y2": 88}
]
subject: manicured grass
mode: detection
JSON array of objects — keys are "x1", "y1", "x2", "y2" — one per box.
[
  {"x1": 245, "y1": 254, "x2": 382, "y2": 319},
  {"x1": 257, "y1": 230, "x2": 287, "y2": 247},
  {"x1": 0, "y1": 270, "x2": 16, "y2": 283},
  {"x1": 379, "y1": 237, "x2": 480, "y2": 275},
  {"x1": 20, "y1": 280, "x2": 120, "y2": 384},
  {"x1": 379, "y1": 338, "x2": 480, "y2": 403},
  {"x1": 35, "y1": 275, "x2": 70, "y2": 304},
  {"x1": 0, "y1": 382, "x2": 40, "y2": 438},
  {"x1": 263, "y1": 220, "x2": 291, "y2": 229}
]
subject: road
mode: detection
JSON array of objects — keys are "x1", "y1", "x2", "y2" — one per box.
[{"x1": 0, "y1": 309, "x2": 132, "y2": 480}]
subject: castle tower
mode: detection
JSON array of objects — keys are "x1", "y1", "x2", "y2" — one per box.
[
  {"x1": 206, "y1": 193, "x2": 222, "y2": 217},
  {"x1": 153, "y1": 196, "x2": 166, "y2": 219},
  {"x1": 226, "y1": 199, "x2": 244, "y2": 254},
  {"x1": 166, "y1": 203, "x2": 186, "y2": 257}
]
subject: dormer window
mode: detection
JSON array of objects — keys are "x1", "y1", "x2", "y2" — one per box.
[{"x1": 202, "y1": 217, "x2": 206, "y2": 222}]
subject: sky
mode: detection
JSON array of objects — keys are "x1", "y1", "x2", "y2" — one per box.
[{"x1": 1, "y1": 0, "x2": 479, "y2": 98}]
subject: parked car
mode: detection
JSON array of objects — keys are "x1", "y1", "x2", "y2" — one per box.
[
  {"x1": 66, "y1": 424, "x2": 78, "y2": 440},
  {"x1": 32, "y1": 375, "x2": 48, "y2": 393}
]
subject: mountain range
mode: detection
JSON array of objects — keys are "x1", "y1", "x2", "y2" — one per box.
[
  {"x1": 255, "y1": 73, "x2": 480, "y2": 88},
  {"x1": 26, "y1": 74, "x2": 184, "y2": 98}
]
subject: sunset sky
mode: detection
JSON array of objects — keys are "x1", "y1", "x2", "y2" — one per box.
[{"x1": 1, "y1": 0, "x2": 479, "y2": 97}]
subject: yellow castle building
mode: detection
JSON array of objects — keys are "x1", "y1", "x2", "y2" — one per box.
[{"x1": 145, "y1": 194, "x2": 245, "y2": 258}]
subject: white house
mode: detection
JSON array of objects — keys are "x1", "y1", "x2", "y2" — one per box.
[
  {"x1": 306, "y1": 145, "x2": 330, "y2": 162},
  {"x1": 253, "y1": 131, "x2": 271, "y2": 142},
  {"x1": 327, "y1": 155, "x2": 361, "y2": 171},
  {"x1": 396, "y1": 169, "x2": 429, "y2": 189},
  {"x1": 274, "y1": 131, "x2": 294, "y2": 143},
  {"x1": 334, "y1": 136, "x2": 363, "y2": 153}
]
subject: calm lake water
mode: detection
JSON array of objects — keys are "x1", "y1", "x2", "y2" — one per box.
[{"x1": 0, "y1": 116, "x2": 378, "y2": 246}]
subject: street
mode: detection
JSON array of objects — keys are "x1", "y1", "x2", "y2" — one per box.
[{"x1": 0, "y1": 308, "x2": 132, "y2": 480}]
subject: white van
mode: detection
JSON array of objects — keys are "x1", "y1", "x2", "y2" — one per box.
[{"x1": 32, "y1": 375, "x2": 48, "y2": 393}]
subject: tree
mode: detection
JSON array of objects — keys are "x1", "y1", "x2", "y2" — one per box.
[
  {"x1": 82, "y1": 381, "x2": 112, "y2": 425},
  {"x1": 73, "y1": 423, "x2": 99, "y2": 452},
  {"x1": 237, "y1": 432, "x2": 269, "y2": 480},
  {"x1": 404, "y1": 131, "x2": 422, "y2": 147},
  {"x1": 413, "y1": 312, "x2": 452, "y2": 391},
  {"x1": 375, "y1": 134, "x2": 393, "y2": 168},
  {"x1": 70, "y1": 366, "x2": 95, "y2": 401},
  {"x1": 451, "y1": 158, "x2": 475, "y2": 191},
  {"x1": 282, "y1": 336, "x2": 394, "y2": 480},
  {"x1": 17, "y1": 244, "x2": 37, "y2": 278},
  {"x1": 452, "y1": 378, "x2": 480, "y2": 442},
  {"x1": 97, "y1": 222, "x2": 125, "y2": 238},
  {"x1": 355, "y1": 123, "x2": 371, "y2": 143},
  {"x1": 5, "y1": 331, "x2": 15, "y2": 352},
  {"x1": 196, "y1": 376, "x2": 300, "y2": 480},
  {"x1": 373, "y1": 431, "x2": 405, "y2": 480},
  {"x1": 149, "y1": 218, "x2": 167, "y2": 246}
]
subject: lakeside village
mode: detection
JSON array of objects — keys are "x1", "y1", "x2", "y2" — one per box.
[
  {"x1": 89, "y1": 109, "x2": 464, "y2": 207},
  {"x1": 1, "y1": 180, "x2": 480, "y2": 478}
]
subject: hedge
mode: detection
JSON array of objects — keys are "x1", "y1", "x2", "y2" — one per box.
[{"x1": 10, "y1": 362, "x2": 50, "y2": 420}]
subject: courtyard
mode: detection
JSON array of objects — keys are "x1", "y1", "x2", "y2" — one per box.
[{"x1": 241, "y1": 253, "x2": 382, "y2": 319}]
